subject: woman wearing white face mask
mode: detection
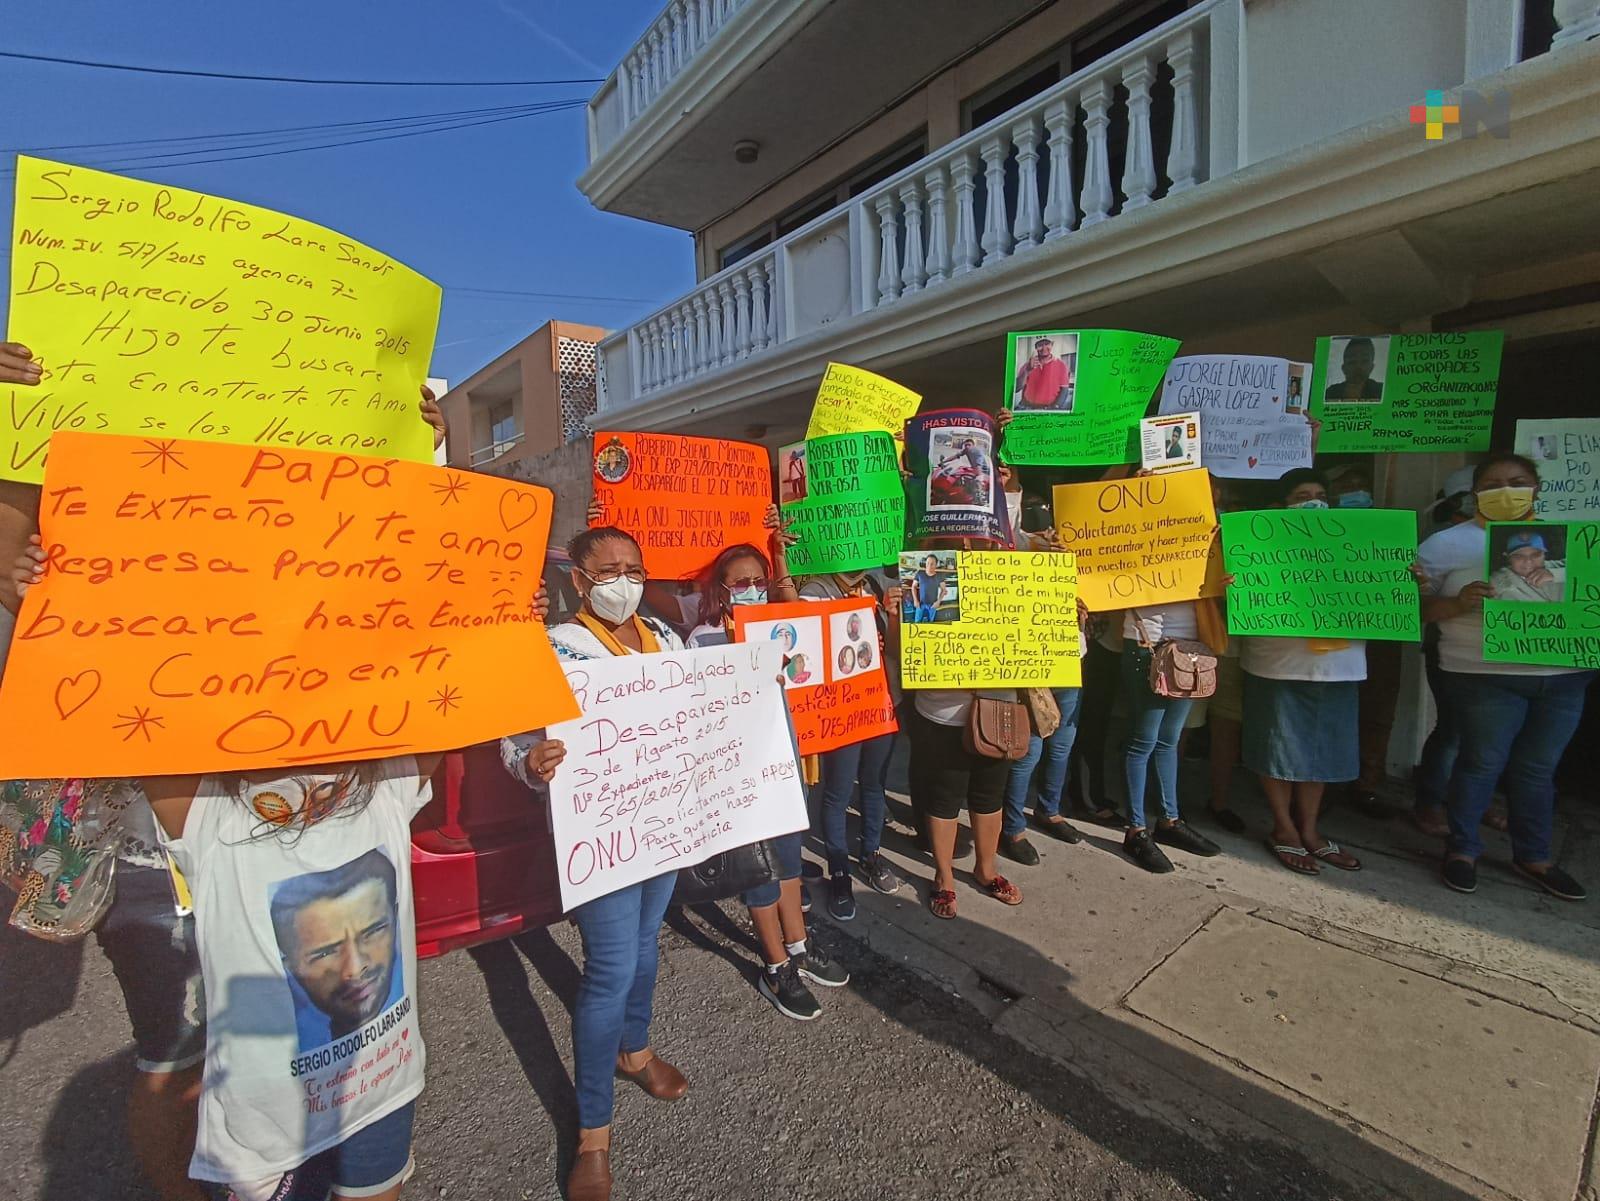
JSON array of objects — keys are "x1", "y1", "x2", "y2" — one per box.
[
  {"x1": 685, "y1": 526, "x2": 851, "y2": 1020},
  {"x1": 501, "y1": 525, "x2": 687, "y2": 1201},
  {"x1": 1417, "y1": 453, "x2": 1594, "y2": 901}
]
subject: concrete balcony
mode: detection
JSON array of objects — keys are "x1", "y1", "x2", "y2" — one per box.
[{"x1": 592, "y1": 0, "x2": 1600, "y2": 442}]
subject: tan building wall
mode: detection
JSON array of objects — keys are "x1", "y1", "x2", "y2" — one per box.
[{"x1": 439, "y1": 319, "x2": 607, "y2": 471}]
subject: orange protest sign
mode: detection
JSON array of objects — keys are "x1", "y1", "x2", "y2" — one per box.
[
  {"x1": 731, "y1": 598, "x2": 897, "y2": 755},
  {"x1": 591, "y1": 431, "x2": 771, "y2": 580},
  {"x1": 0, "y1": 432, "x2": 579, "y2": 777}
]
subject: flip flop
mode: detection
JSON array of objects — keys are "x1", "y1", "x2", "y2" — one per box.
[
  {"x1": 929, "y1": 888, "x2": 957, "y2": 920},
  {"x1": 977, "y1": 875, "x2": 1023, "y2": 906},
  {"x1": 1311, "y1": 840, "x2": 1362, "y2": 872},
  {"x1": 1266, "y1": 841, "x2": 1319, "y2": 875}
]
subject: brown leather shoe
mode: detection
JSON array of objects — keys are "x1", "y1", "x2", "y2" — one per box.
[
  {"x1": 567, "y1": 1148, "x2": 612, "y2": 1201},
  {"x1": 616, "y1": 1053, "x2": 688, "y2": 1100}
]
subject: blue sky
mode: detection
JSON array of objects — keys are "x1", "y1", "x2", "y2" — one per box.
[{"x1": 0, "y1": 0, "x2": 691, "y2": 383}]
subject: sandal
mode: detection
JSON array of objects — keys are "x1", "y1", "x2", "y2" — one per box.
[
  {"x1": 1412, "y1": 808, "x2": 1450, "y2": 838},
  {"x1": 929, "y1": 888, "x2": 957, "y2": 920},
  {"x1": 1266, "y1": 841, "x2": 1320, "y2": 875},
  {"x1": 1310, "y1": 840, "x2": 1362, "y2": 872},
  {"x1": 976, "y1": 875, "x2": 1023, "y2": 906}
]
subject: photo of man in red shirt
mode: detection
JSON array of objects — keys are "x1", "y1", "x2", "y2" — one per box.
[{"x1": 1012, "y1": 334, "x2": 1075, "y2": 411}]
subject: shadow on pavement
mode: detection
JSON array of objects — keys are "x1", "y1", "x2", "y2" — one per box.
[
  {"x1": 0, "y1": 924, "x2": 84, "y2": 1069},
  {"x1": 35, "y1": 1048, "x2": 150, "y2": 1201}
]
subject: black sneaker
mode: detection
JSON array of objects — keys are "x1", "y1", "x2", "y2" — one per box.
[
  {"x1": 1442, "y1": 857, "x2": 1477, "y2": 894},
  {"x1": 1154, "y1": 819, "x2": 1221, "y2": 857},
  {"x1": 758, "y1": 961, "x2": 820, "y2": 1021},
  {"x1": 1033, "y1": 815, "x2": 1083, "y2": 844},
  {"x1": 1124, "y1": 829, "x2": 1174, "y2": 874},
  {"x1": 860, "y1": 852, "x2": 901, "y2": 895},
  {"x1": 799, "y1": 879, "x2": 812, "y2": 914},
  {"x1": 1000, "y1": 835, "x2": 1040, "y2": 866},
  {"x1": 795, "y1": 943, "x2": 849, "y2": 988},
  {"x1": 1514, "y1": 862, "x2": 1587, "y2": 901},
  {"x1": 827, "y1": 872, "x2": 856, "y2": 922}
]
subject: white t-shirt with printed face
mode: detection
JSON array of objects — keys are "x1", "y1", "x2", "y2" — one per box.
[
  {"x1": 1418, "y1": 521, "x2": 1580, "y2": 677},
  {"x1": 160, "y1": 758, "x2": 431, "y2": 1185}
]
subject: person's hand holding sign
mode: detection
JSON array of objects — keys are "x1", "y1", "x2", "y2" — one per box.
[
  {"x1": 419, "y1": 384, "x2": 447, "y2": 450},
  {"x1": 525, "y1": 739, "x2": 568, "y2": 783},
  {"x1": 10, "y1": 533, "x2": 44, "y2": 596},
  {"x1": 0, "y1": 343, "x2": 43, "y2": 386},
  {"x1": 1456, "y1": 580, "x2": 1494, "y2": 612}
]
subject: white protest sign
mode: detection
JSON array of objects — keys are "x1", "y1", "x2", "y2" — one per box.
[
  {"x1": 1515, "y1": 419, "x2": 1600, "y2": 519},
  {"x1": 1158, "y1": 355, "x2": 1313, "y2": 479},
  {"x1": 1140, "y1": 412, "x2": 1202, "y2": 474},
  {"x1": 546, "y1": 643, "x2": 807, "y2": 910}
]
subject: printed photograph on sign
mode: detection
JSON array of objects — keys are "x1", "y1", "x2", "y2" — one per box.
[
  {"x1": 827, "y1": 606, "x2": 873, "y2": 677},
  {"x1": 1009, "y1": 332, "x2": 1078, "y2": 412},
  {"x1": 743, "y1": 614, "x2": 826, "y2": 688},
  {"x1": 1322, "y1": 336, "x2": 1390, "y2": 403},
  {"x1": 928, "y1": 429, "x2": 994, "y2": 511},
  {"x1": 594, "y1": 435, "x2": 632, "y2": 484},
  {"x1": 1486, "y1": 523, "x2": 1568, "y2": 603},
  {"x1": 1285, "y1": 363, "x2": 1309, "y2": 415},
  {"x1": 269, "y1": 848, "x2": 403, "y2": 1053},
  {"x1": 901, "y1": 550, "x2": 959, "y2": 623},
  {"x1": 778, "y1": 442, "x2": 809, "y2": 505},
  {"x1": 1140, "y1": 413, "x2": 1202, "y2": 474}
]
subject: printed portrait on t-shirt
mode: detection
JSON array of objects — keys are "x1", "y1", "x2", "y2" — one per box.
[{"x1": 270, "y1": 848, "x2": 405, "y2": 1053}]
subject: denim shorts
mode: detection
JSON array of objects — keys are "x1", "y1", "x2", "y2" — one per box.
[
  {"x1": 93, "y1": 859, "x2": 206, "y2": 1074},
  {"x1": 230, "y1": 1102, "x2": 416, "y2": 1201},
  {"x1": 742, "y1": 830, "x2": 802, "y2": 909}
]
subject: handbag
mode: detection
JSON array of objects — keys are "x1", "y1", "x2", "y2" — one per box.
[
  {"x1": 1131, "y1": 610, "x2": 1218, "y2": 700},
  {"x1": 1022, "y1": 688, "x2": 1061, "y2": 739},
  {"x1": 0, "y1": 778, "x2": 128, "y2": 942},
  {"x1": 672, "y1": 838, "x2": 777, "y2": 906},
  {"x1": 964, "y1": 696, "x2": 1031, "y2": 760}
]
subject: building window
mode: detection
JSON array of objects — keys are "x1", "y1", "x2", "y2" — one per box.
[
  {"x1": 717, "y1": 133, "x2": 927, "y2": 271},
  {"x1": 488, "y1": 401, "x2": 519, "y2": 456}
]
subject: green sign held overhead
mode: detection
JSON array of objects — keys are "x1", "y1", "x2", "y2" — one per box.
[
  {"x1": 1000, "y1": 329, "x2": 1181, "y2": 466},
  {"x1": 779, "y1": 431, "x2": 905, "y2": 576},
  {"x1": 1220, "y1": 508, "x2": 1421, "y2": 641},
  {"x1": 1309, "y1": 332, "x2": 1503, "y2": 454},
  {"x1": 1483, "y1": 521, "x2": 1600, "y2": 669}
]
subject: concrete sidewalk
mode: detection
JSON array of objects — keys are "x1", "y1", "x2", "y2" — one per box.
[{"x1": 805, "y1": 757, "x2": 1600, "y2": 1201}]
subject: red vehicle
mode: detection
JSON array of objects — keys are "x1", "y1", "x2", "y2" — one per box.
[{"x1": 410, "y1": 549, "x2": 582, "y2": 958}]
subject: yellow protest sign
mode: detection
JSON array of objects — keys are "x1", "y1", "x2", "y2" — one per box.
[
  {"x1": 1053, "y1": 469, "x2": 1222, "y2": 610},
  {"x1": 5, "y1": 156, "x2": 443, "y2": 482},
  {"x1": 898, "y1": 550, "x2": 1080, "y2": 688},
  {"x1": 805, "y1": 362, "x2": 921, "y2": 443}
]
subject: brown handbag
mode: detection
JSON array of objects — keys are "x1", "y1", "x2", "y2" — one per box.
[
  {"x1": 1131, "y1": 610, "x2": 1218, "y2": 699},
  {"x1": 964, "y1": 696, "x2": 1032, "y2": 760}
]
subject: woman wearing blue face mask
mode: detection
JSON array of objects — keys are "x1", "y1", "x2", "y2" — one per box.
[
  {"x1": 1239, "y1": 470, "x2": 1370, "y2": 875},
  {"x1": 686, "y1": 526, "x2": 850, "y2": 1020}
]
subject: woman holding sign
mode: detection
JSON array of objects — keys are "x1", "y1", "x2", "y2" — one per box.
[
  {"x1": 501, "y1": 526, "x2": 691, "y2": 1201},
  {"x1": 687, "y1": 531, "x2": 852, "y2": 1022},
  {"x1": 1238, "y1": 471, "x2": 1367, "y2": 875},
  {"x1": 1418, "y1": 453, "x2": 1593, "y2": 902}
]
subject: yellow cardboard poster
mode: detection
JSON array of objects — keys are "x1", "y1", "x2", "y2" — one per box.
[
  {"x1": 805, "y1": 362, "x2": 921, "y2": 444},
  {"x1": 1053, "y1": 469, "x2": 1222, "y2": 610},
  {"x1": 5, "y1": 156, "x2": 443, "y2": 482},
  {"x1": 898, "y1": 550, "x2": 1080, "y2": 688}
]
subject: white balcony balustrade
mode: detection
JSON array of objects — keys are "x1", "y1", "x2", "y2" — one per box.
[{"x1": 601, "y1": 0, "x2": 1238, "y2": 411}]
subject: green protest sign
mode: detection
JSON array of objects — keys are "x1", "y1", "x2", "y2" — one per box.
[
  {"x1": 1220, "y1": 508, "x2": 1421, "y2": 640},
  {"x1": 779, "y1": 431, "x2": 905, "y2": 575},
  {"x1": 1309, "y1": 332, "x2": 1503, "y2": 454},
  {"x1": 1000, "y1": 329, "x2": 1181, "y2": 466},
  {"x1": 1483, "y1": 521, "x2": 1600, "y2": 668}
]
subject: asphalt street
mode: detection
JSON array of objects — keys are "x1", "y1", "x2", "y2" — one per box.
[{"x1": 1, "y1": 897, "x2": 1380, "y2": 1201}]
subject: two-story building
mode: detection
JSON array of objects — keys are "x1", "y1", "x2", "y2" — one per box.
[{"x1": 577, "y1": 0, "x2": 1600, "y2": 772}]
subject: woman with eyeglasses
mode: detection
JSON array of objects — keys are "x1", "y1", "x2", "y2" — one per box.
[
  {"x1": 685, "y1": 516, "x2": 851, "y2": 1021},
  {"x1": 500, "y1": 525, "x2": 688, "y2": 1201}
]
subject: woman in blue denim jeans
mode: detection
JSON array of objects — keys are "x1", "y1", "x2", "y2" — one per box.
[
  {"x1": 1417, "y1": 452, "x2": 1593, "y2": 901},
  {"x1": 502, "y1": 526, "x2": 693, "y2": 1201}
]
